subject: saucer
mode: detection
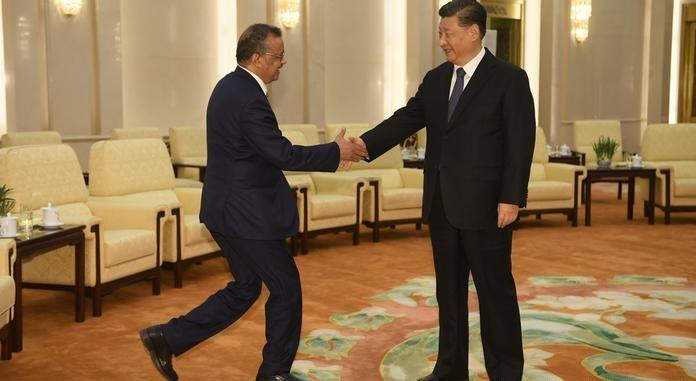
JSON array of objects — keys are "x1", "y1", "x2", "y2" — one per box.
[
  {"x1": 39, "y1": 222, "x2": 64, "y2": 229},
  {"x1": 0, "y1": 233, "x2": 20, "y2": 238}
]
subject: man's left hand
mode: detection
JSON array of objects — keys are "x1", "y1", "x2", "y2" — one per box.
[{"x1": 497, "y1": 203, "x2": 519, "y2": 228}]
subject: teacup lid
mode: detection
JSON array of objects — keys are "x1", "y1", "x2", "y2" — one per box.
[
  {"x1": 2, "y1": 213, "x2": 16, "y2": 220},
  {"x1": 42, "y1": 202, "x2": 55, "y2": 210}
]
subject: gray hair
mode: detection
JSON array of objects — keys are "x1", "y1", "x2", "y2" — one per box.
[{"x1": 236, "y1": 23, "x2": 283, "y2": 64}]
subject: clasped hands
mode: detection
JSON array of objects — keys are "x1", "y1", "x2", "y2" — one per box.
[{"x1": 334, "y1": 128, "x2": 368, "y2": 169}]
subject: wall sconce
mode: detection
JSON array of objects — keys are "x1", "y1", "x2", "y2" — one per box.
[
  {"x1": 279, "y1": 0, "x2": 300, "y2": 29},
  {"x1": 570, "y1": 0, "x2": 592, "y2": 44},
  {"x1": 56, "y1": 0, "x2": 83, "y2": 17}
]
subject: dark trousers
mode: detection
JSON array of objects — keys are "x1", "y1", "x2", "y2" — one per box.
[
  {"x1": 161, "y1": 231, "x2": 302, "y2": 377},
  {"x1": 429, "y1": 180, "x2": 523, "y2": 381}
]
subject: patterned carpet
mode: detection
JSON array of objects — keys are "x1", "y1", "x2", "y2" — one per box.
[{"x1": 0, "y1": 185, "x2": 694, "y2": 380}]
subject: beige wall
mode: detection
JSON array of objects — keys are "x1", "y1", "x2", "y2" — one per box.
[{"x1": 538, "y1": 0, "x2": 673, "y2": 153}]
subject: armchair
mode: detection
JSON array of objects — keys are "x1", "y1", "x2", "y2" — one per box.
[
  {"x1": 281, "y1": 130, "x2": 366, "y2": 254},
  {"x1": 110, "y1": 127, "x2": 163, "y2": 140},
  {"x1": 169, "y1": 126, "x2": 207, "y2": 182},
  {"x1": 325, "y1": 124, "x2": 423, "y2": 242},
  {"x1": 520, "y1": 128, "x2": 586, "y2": 226},
  {"x1": 88, "y1": 139, "x2": 220, "y2": 288},
  {"x1": 0, "y1": 144, "x2": 164, "y2": 317},
  {"x1": 637, "y1": 124, "x2": 696, "y2": 224},
  {"x1": 0, "y1": 131, "x2": 62, "y2": 147},
  {"x1": 0, "y1": 239, "x2": 15, "y2": 360}
]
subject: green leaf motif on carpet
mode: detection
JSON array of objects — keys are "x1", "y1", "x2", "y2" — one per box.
[
  {"x1": 290, "y1": 360, "x2": 341, "y2": 381},
  {"x1": 297, "y1": 329, "x2": 363, "y2": 360},
  {"x1": 528, "y1": 275, "x2": 598, "y2": 287},
  {"x1": 329, "y1": 307, "x2": 403, "y2": 331},
  {"x1": 611, "y1": 275, "x2": 688, "y2": 286},
  {"x1": 370, "y1": 276, "x2": 475, "y2": 307}
]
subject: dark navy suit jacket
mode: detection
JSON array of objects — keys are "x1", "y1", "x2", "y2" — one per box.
[{"x1": 200, "y1": 68, "x2": 339, "y2": 240}]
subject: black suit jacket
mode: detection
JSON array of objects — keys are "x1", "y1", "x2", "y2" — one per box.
[
  {"x1": 200, "y1": 68, "x2": 340, "y2": 240},
  {"x1": 361, "y1": 49, "x2": 536, "y2": 230}
]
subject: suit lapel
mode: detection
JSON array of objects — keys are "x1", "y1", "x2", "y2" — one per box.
[{"x1": 446, "y1": 49, "x2": 498, "y2": 130}]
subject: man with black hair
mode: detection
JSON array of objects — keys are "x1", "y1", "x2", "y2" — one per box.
[
  {"x1": 351, "y1": 1, "x2": 535, "y2": 380},
  {"x1": 139, "y1": 23, "x2": 366, "y2": 381}
]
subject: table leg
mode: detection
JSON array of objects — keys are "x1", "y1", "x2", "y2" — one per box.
[
  {"x1": 648, "y1": 174, "x2": 656, "y2": 225},
  {"x1": 11, "y1": 255, "x2": 22, "y2": 352},
  {"x1": 74, "y1": 236, "x2": 86, "y2": 322},
  {"x1": 628, "y1": 177, "x2": 635, "y2": 220},
  {"x1": 585, "y1": 180, "x2": 592, "y2": 226}
]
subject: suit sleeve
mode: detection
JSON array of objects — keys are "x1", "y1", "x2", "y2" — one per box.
[
  {"x1": 238, "y1": 98, "x2": 340, "y2": 172},
  {"x1": 499, "y1": 69, "x2": 536, "y2": 207},
  {"x1": 359, "y1": 74, "x2": 429, "y2": 161}
]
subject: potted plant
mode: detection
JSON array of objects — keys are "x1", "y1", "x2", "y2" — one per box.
[
  {"x1": 592, "y1": 136, "x2": 619, "y2": 169},
  {"x1": 0, "y1": 185, "x2": 15, "y2": 216}
]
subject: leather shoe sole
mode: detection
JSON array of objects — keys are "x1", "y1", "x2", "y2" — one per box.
[{"x1": 139, "y1": 328, "x2": 179, "y2": 381}]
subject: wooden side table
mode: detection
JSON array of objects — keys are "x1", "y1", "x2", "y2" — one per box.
[
  {"x1": 10, "y1": 224, "x2": 86, "y2": 352},
  {"x1": 584, "y1": 166, "x2": 656, "y2": 226}
]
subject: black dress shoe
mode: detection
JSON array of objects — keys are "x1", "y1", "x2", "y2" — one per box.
[
  {"x1": 139, "y1": 325, "x2": 178, "y2": 381},
  {"x1": 256, "y1": 374, "x2": 300, "y2": 381}
]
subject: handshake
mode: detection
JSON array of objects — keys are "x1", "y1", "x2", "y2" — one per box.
[{"x1": 334, "y1": 128, "x2": 368, "y2": 169}]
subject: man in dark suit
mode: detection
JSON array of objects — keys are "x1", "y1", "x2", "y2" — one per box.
[
  {"x1": 139, "y1": 24, "x2": 366, "y2": 381},
  {"x1": 352, "y1": 1, "x2": 535, "y2": 380}
]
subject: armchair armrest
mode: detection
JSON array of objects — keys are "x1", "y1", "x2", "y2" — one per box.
[
  {"x1": 0, "y1": 239, "x2": 15, "y2": 277},
  {"x1": 311, "y1": 173, "x2": 365, "y2": 196},
  {"x1": 399, "y1": 168, "x2": 424, "y2": 188},
  {"x1": 544, "y1": 163, "x2": 587, "y2": 183},
  {"x1": 174, "y1": 187, "x2": 203, "y2": 215},
  {"x1": 571, "y1": 150, "x2": 586, "y2": 166},
  {"x1": 86, "y1": 199, "x2": 167, "y2": 231},
  {"x1": 60, "y1": 215, "x2": 102, "y2": 240},
  {"x1": 285, "y1": 175, "x2": 313, "y2": 191}
]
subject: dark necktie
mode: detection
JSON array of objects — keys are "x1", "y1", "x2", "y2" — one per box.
[{"x1": 447, "y1": 67, "x2": 466, "y2": 122}]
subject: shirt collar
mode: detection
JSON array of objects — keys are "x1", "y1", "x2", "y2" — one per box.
[
  {"x1": 455, "y1": 46, "x2": 486, "y2": 77},
  {"x1": 239, "y1": 65, "x2": 268, "y2": 95}
]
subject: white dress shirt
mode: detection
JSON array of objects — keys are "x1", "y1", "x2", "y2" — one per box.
[
  {"x1": 448, "y1": 46, "x2": 486, "y2": 100},
  {"x1": 239, "y1": 65, "x2": 268, "y2": 96}
]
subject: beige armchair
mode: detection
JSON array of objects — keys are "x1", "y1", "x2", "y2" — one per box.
[
  {"x1": 110, "y1": 127, "x2": 163, "y2": 140},
  {"x1": 0, "y1": 131, "x2": 62, "y2": 148},
  {"x1": 0, "y1": 239, "x2": 15, "y2": 360},
  {"x1": 325, "y1": 124, "x2": 424, "y2": 242},
  {"x1": 281, "y1": 130, "x2": 366, "y2": 254},
  {"x1": 279, "y1": 124, "x2": 321, "y2": 145},
  {"x1": 88, "y1": 139, "x2": 220, "y2": 288},
  {"x1": 0, "y1": 144, "x2": 165, "y2": 317},
  {"x1": 520, "y1": 128, "x2": 586, "y2": 226},
  {"x1": 572, "y1": 120, "x2": 627, "y2": 199},
  {"x1": 638, "y1": 124, "x2": 696, "y2": 224},
  {"x1": 109, "y1": 127, "x2": 202, "y2": 188},
  {"x1": 169, "y1": 126, "x2": 207, "y2": 182}
]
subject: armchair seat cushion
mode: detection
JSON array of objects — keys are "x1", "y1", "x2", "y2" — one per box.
[
  {"x1": 311, "y1": 194, "x2": 355, "y2": 219},
  {"x1": 0, "y1": 276, "x2": 14, "y2": 314},
  {"x1": 675, "y1": 178, "x2": 696, "y2": 197},
  {"x1": 382, "y1": 188, "x2": 423, "y2": 210},
  {"x1": 185, "y1": 214, "x2": 213, "y2": 245},
  {"x1": 104, "y1": 230, "x2": 156, "y2": 267},
  {"x1": 527, "y1": 181, "x2": 573, "y2": 201}
]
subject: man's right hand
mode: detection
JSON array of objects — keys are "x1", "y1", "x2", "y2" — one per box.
[{"x1": 335, "y1": 128, "x2": 368, "y2": 163}]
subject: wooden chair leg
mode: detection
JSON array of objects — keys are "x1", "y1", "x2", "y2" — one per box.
[
  {"x1": 643, "y1": 200, "x2": 648, "y2": 217},
  {"x1": 152, "y1": 269, "x2": 161, "y2": 295},
  {"x1": 372, "y1": 226, "x2": 380, "y2": 243},
  {"x1": 665, "y1": 208, "x2": 671, "y2": 225},
  {"x1": 1, "y1": 329, "x2": 11, "y2": 360},
  {"x1": 92, "y1": 284, "x2": 102, "y2": 317},
  {"x1": 536, "y1": 214, "x2": 541, "y2": 220},
  {"x1": 301, "y1": 232, "x2": 308, "y2": 254},
  {"x1": 416, "y1": 222, "x2": 422, "y2": 230},
  {"x1": 174, "y1": 261, "x2": 183, "y2": 289},
  {"x1": 352, "y1": 225, "x2": 360, "y2": 245}
]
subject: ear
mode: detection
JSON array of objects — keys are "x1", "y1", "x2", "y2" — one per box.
[
  {"x1": 469, "y1": 24, "x2": 481, "y2": 41},
  {"x1": 250, "y1": 53, "x2": 262, "y2": 68}
]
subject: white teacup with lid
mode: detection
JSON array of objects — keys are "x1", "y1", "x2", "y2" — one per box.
[
  {"x1": 0, "y1": 213, "x2": 18, "y2": 237},
  {"x1": 41, "y1": 202, "x2": 62, "y2": 226}
]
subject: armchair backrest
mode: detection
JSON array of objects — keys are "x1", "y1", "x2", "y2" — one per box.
[
  {"x1": 279, "y1": 124, "x2": 320, "y2": 145},
  {"x1": 0, "y1": 144, "x2": 88, "y2": 210},
  {"x1": 169, "y1": 126, "x2": 207, "y2": 164},
  {"x1": 111, "y1": 127, "x2": 163, "y2": 140},
  {"x1": 642, "y1": 124, "x2": 696, "y2": 162},
  {"x1": 1, "y1": 131, "x2": 62, "y2": 147},
  {"x1": 89, "y1": 139, "x2": 175, "y2": 196},
  {"x1": 530, "y1": 127, "x2": 548, "y2": 181},
  {"x1": 572, "y1": 120, "x2": 623, "y2": 162}
]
